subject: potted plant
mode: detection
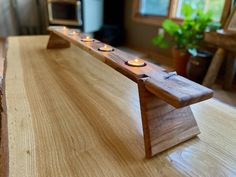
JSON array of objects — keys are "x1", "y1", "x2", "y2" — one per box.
[{"x1": 152, "y1": 4, "x2": 220, "y2": 77}]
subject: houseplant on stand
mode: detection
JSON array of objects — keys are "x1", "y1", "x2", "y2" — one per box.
[{"x1": 152, "y1": 4, "x2": 220, "y2": 77}]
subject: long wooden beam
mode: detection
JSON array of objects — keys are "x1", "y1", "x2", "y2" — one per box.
[
  {"x1": 47, "y1": 26, "x2": 213, "y2": 158},
  {"x1": 48, "y1": 27, "x2": 213, "y2": 108}
]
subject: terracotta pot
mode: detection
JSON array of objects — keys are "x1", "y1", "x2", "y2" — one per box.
[
  {"x1": 187, "y1": 51, "x2": 212, "y2": 83},
  {"x1": 172, "y1": 47, "x2": 191, "y2": 77}
]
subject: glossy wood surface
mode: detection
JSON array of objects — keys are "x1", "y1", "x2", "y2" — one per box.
[
  {"x1": 48, "y1": 27, "x2": 213, "y2": 108},
  {"x1": 137, "y1": 80, "x2": 200, "y2": 158},
  {"x1": 47, "y1": 28, "x2": 212, "y2": 157},
  {"x1": 3, "y1": 36, "x2": 236, "y2": 177}
]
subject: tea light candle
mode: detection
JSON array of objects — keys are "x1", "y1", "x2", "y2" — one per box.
[
  {"x1": 98, "y1": 44, "x2": 114, "y2": 52},
  {"x1": 81, "y1": 36, "x2": 94, "y2": 42},
  {"x1": 68, "y1": 31, "x2": 78, "y2": 36},
  {"x1": 62, "y1": 26, "x2": 68, "y2": 32},
  {"x1": 126, "y1": 59, "x2": 146, "y2": 67}
]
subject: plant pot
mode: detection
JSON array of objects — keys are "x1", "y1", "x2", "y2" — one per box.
[
  {"x1": 172, "y1": 47, "x2": 191, "y2": 77},
  {"x1": 187, "y1": 50, "x2": 212, "y2": 83}
]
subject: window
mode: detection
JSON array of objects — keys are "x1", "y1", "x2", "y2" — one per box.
[
  {"x1": 175, "y1": 0, "x2": 226, "y2": 21},
  {"x1": 139, "y1": 0, "x2": 170, "y2": 16},
  {"x1": 132, "y1": 0, "x2": 231, "y2": 25}
]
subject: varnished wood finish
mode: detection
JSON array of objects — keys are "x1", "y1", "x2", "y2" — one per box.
[
  {"x1": 138, "y1": 80, "x2": 200, "y2": 158},
  {"x1": 2, "y1": 36, "x2": 236, "y2": 176},
  {"x1": 47, "y1": 32, "x2": 71, "y2": 49},
  {"x1": 47, "y1": 27, "x2": 213, "y2": 108},
  {"x1": 46, "y1": 27, "x2": 213, "y2": 157},
  {"x1": 144, "y1": 76, "x2": 213, "y2": 108},
  {"x1": 3, "y1": 36, "x2": 236, "y2": 176},
  {"x1": 46, "y1": 28, "x2": 213, "y2": 157}
]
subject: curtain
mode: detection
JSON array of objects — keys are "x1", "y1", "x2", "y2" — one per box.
[
  {"x1": 0, "y1": 0, "x2": 48, "y2": 37},
  {"x1": 0, "y1": 0, "x2": 18, "y2": 36}
]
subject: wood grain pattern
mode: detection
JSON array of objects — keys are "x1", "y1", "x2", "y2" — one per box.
[
  {"x1": 144, "y1": 76, "x2": 213, "y2": 108},
  {"x1": 48, "y1": 27, "x2": 213, "y2": 108},
  {"x1": 46, "y1": 28, "x2": 214, "y2": 158},
  {"x1": 3, "y1": 36, "x2": 236, "y2": 177},
  {"x1": 47, "y1": 32, "x2": 71, "y2": 49},
  {"x1": 46, "y1": 28, "x2": 213, "y2": 158},
  {"x1": 138, "y1": 80, "x2": 200, "y2": 158}
]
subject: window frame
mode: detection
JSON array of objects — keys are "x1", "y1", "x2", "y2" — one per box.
[{"x1": 132, "y1": 0, "x2": 232, "y2": 26}]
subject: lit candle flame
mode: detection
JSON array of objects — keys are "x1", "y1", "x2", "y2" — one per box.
[
  {"x1": 126, "y1": 58, "x2": 146, "y2": 67},
  {"x1": 82, "y1": 35, "x2": 94, "y2": 42},
  {"x1": 98, "y1": 44, "x2": 114, "y2": 52}
]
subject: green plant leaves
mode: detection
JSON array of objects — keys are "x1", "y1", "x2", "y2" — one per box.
[
  {"x1": 152, "y1": 34, "x2": 168, "y2": 48},
  {"x1": 181, "y1": 3, "x2": 194, "y2": 17},
  {"x1": 152, "y1": 3, "x2": 221, "y2": 56},
  {"x1": 162, "y1": 20, "x2": 180, "y2": 35}
]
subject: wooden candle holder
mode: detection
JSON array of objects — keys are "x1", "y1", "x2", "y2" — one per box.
[{"x1": 47, "y1": 27, "x2": 213, "y2": 158}]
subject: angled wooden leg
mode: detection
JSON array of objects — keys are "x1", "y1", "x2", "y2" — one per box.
[
  {"x1": 47, "y1": 32, "x2": 71, "y2": 49},
  {"x1": 45, "y1": 27, "x2": 213, "y2": 158},
  {"x1": 137, "y1": 80, "x2": 200, "y2": 158}
]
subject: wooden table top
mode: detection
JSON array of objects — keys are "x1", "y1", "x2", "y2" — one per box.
[{"x1": 2, "y1": 36, "x2": 236, "y2": 177}]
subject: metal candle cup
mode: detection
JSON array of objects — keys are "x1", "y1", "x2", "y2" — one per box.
[
  {"x1": 81, "y1": 36, "x2": 94, "y2": 42},
  {"x1": 62, "y1": 26, "x2": 68, "y2": 32},
  {"x1": 68, "y1": 31, "x2": 78, "y2": 36},
  {"x1": 98, "y1": 44, "x2": 114, "y2": 52},
  {"x1": 126, "y1": 59, "x2": 146, "y2": 67}
]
